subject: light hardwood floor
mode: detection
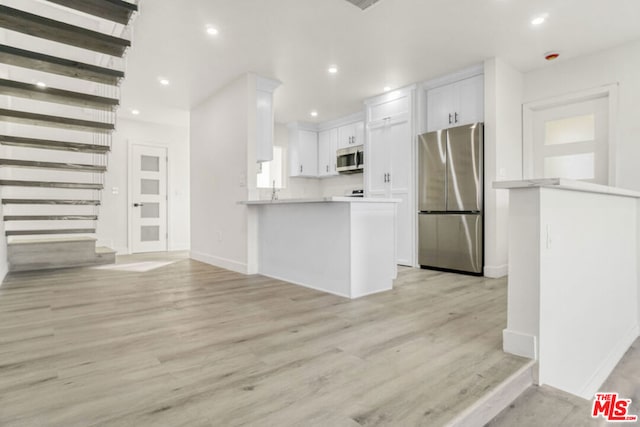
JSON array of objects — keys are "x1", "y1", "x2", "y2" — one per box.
[{"x1": 0, "y1": 253, "x2": 528, "y2": 426}]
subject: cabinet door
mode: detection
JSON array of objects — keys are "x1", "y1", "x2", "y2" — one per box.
[
  {"x1": 298, "y1": 130, "x2": 318, "y2": 176},
  {"x1": 367, "y1": 123, "x2": 390, "y2": 196},
  {"x1": 454, "y1": 74, "x2": 484, "y2": 127},
  {"x1": 337, "y1": 124, "x2": 354, "y2": 150},
  {"x1": 426, "y1": 83, "x2": 455, "y2": 132},
  {"x1": 288, "y1": 128, "x2": 301, "y2": 177},
  {"x1": 318, "y1": 128, "x2": 338, "y2": 177},
  {"x1": 352, "y1": 121, "x2": 364, "y2": 146},
  {"x1": 388, "y1": 118, "x2": 412, "y2": 266}
]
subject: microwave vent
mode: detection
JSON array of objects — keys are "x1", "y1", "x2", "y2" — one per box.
[{"x1": 344, "y1": 0, "x2": 382, "y2": 10}]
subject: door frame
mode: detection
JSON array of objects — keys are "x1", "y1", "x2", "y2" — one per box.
[
  {"x1": 522, "y1": 84, "x2": 619, "y2": 186},
  {"x1": 127, "y1": 141, "x2": 170, "y2": 254}
]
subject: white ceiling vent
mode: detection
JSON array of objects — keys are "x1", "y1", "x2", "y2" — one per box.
[{"x1": 344, "y1": 0, "x2": 382, "y2": 11}]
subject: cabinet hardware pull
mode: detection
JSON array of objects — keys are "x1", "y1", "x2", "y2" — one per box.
[
  {"x1": 300, "y1": 165, "x2": 303, "y2": 173},
  {"x1": 455, "y1": 112, "x2": 459, "y2": 123},
  {"x1": 449, "y1": 113, "x2": 453, "y2": 125},
  {"x1": 388, "y1": 173, "x2": 391, "y2": 183},
  {"x1": 326, "y1": 165, "x2": 329, "y2": 172}
]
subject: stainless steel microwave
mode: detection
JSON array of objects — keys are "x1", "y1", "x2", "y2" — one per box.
[{"x1": 337, "y1": 145, "x2": 364, "y2": 174}]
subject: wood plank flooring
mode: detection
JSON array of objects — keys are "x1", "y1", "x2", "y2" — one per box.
[{"x1": 0, "y1": 253, "x2": 528, "y2": 426}]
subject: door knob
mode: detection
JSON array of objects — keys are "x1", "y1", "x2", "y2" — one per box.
[{"x1": 133, "y1": 203, "x2": 144, "y2": 207}]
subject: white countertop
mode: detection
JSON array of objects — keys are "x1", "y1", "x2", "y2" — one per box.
[
  {"x1": 493, "y1": 178, "x2": 640, "y2": 199},
  {"x1": 240, "y1": 196, "x2": 401, "y2": 205}
]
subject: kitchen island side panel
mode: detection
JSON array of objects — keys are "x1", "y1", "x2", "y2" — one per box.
[{"x1": 257, "y1": 202, "x2": 352, "y2": 297}]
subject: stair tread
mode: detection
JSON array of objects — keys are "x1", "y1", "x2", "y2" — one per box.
[
  {"x1": 0, "y1": 5, "x2": 131, "y2": 57},
  {"x1": 0, "y1": 180, "x2": 103, "y2": 189},
  {"x1": 4, "y1": 215, "x2": 98, "y2": 221},
  {"x1": 2, "y1": 199, "x2": 101, "y2": 205},
  {"x1": 0, "y1": 159, "x2": 107, "y2": 172},
  {"x1": 8, "y1": 236, "x2": 97, "y2": 245},
  {"x1": 0, "y1": 78, "x2": 119, "y2": 109},
  {"x1": 0, "y1": 135, "x2": 110, "y2": 153},
  {"x1": 0, "y1": 108, "x2": 114, "y2": 132},
  {"x1": 95, "y1": 246, "x2": 116, "y2": 254},
  {"x1": 6, "y1": 229, "x2": 96, "y2": 236},
  {"x1": 45, "y1": 0, "x2": 138, "y2": 26},
  {"x1": 0, "y1": 44, "x2": 123, "y2": 85}
]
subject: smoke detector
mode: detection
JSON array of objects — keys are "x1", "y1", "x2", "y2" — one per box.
[{"x1": 344, "y1": 0, "x2": 382, "y2": 10}]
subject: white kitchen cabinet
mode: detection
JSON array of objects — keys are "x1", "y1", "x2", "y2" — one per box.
[
  {"x1": 318, "y1": 128, "x2": 338, "y2": 177},
  {"x1": 365, "y1": 87, "x2": 415, "y2": 266},
  {"x1": 255, "y1": 76, "x2": 281, "y2": 162},
  {"x1": 426, "y1": 74, "x2": 483, "y2": 132},
  {"x1": 337, "y1": 121, "x2": 364, "y2": 149},
  {"x1": 288, "y1": 125, "x2": 318, "y2": 177}
]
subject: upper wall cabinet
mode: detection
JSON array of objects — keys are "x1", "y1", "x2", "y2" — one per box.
[
  {"x1": 337, "y1": 121, "x2": 364, "y2": 149},
  {"x1": 318, "y1": 128, "x2": 338, "y2": 177},
  {"x1": 288, "y1": 124, "x2": 318, "y2": 177},
  {"x1": 426, "y1": 74, "x2": 484, "y2": 132},
  {"x1": 256, "y1": 76, "x2": 282, "y2": 163}
]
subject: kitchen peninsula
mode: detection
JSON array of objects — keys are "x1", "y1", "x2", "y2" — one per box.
[{"x1": 242, "y1": 197, "x2": 400, "y2": 298}]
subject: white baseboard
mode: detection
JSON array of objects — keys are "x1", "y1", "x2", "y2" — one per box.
[
  {"x1": 484, "y1": 264, "x2": 508, "y2": 278},
  {"x1": 189, "y1": 251, "x2": 248, "y2": 274},
  {"x1": 503, "y1": 329, "x2": 537, "y2": 359},
  {"x1": 577, "y1": 324, "x2": 640, "y2": 399}
]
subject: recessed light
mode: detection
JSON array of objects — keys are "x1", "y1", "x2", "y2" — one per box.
[
  {"x1": 310, "y1": 111, "x2": 318, "y2": 117},
  {"x1": 36, "y1": 81, "x2": 46, "y2": 88},
  {"x1": 159, "y1": 78, "x2": 170, "y2": 86},
  {"x1": 328, "y1": 66, "x2": 338, "y2": 74},
  {"x1": 384, "y1": 86, "x2": 391, "y2": 92},
  {"x1": 206, "y1": 26, "x2": 219, "y2": 36},
  {"x1": 131, "y1": 109, "x2": 140, "y2": 115},
  {"x1": 531, "y1": 14, "x2": 548, "y2": 26}
]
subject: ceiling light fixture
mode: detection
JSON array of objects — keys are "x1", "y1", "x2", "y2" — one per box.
[
  {"x1": 310, "y1": 111, "x2": 319, "y2": 117},
  {"x1": 531, "y1": 14, "x2": 548, "y2": 26},
  {"x1": 206, "y1": 26, "x2": 219, "y2": 36},
  {"x1": 36, "y1": 81, "x2": 47, "y2": 88},
  {"x1": 131, "y1": 109, "x2": 140, "y2": 115},
  {"x1": 159, "y1": 78, "x2": 170, "y2": 86},
  {"x1": 328, "y1": 66, "x2": 338, "y2": 74},
  {"x1": 544, "y1": 51, "x2": 560, "y2": 61}
]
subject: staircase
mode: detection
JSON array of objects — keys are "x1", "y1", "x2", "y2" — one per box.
[{"x1": 0, "y1": 0, "x2": 139, "y2": 272}]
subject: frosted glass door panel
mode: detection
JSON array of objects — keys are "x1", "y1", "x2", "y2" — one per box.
[{"x1": 132, "y1": 145, "x2": 168, "y2": 253}]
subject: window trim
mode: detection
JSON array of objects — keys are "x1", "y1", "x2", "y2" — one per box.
[{"x1": 522, "y1": 84, "x2": 619, "y2": 186}]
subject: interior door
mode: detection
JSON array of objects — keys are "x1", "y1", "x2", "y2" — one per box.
[{"x1": 131, "y1": 144, "x2": 168, "y2": 253}]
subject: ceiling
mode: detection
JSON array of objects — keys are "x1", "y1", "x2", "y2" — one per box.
[{"x1": 120, "y1": 0, "x2": 640, "y2": 125}]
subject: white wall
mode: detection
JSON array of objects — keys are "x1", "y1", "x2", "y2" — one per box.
[
  {"x1": 98, "y1": 117, "x2": 190, "y2": 253},
  {"x1": 484, "y1": 58, "x2": 524, "y2": 278},
  {"x1": 190, "y1": 75, "x2": 250, "y2": 273},
  {"x1": 523, "y1": 38, "x2": 640, "y2": 192}
]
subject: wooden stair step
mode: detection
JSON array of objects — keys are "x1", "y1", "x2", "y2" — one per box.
[
  {"x1": 6, "y1": 228, "x2": 96, "y2": 236},
  {"x1": 4, "y1": 215, "x2": 98, "y2": 221},
  {"x1": 0, "y1": 78, "x2": 119, "y2": 109},
  {"x1": 8, "y1": 236, "x2": 96, "y2": 245},
  {"x1": 0, "y1": 108, "x2": 114, "y2": 132},
  {"x1": 45, "y1": 0, "x2": 138, "y2": 26},
  {"x1": 0, "y1": 159, "x2": 107, "y2": 172},
  {"x1": 0, "y1": 180, "x2": 103, "y2": 190},
  {"x1": 0, "y1": 135, "x2": 110, "y2": 153},
  {"x1": 0, "y1": 5, "x2": 131, "y2": 57},
  {"x1": 2, "y1": 199, "x2": 100, "y2": 205},
  {"x1": 0, "y1": 44, "x2": 124, "y2": 85}
]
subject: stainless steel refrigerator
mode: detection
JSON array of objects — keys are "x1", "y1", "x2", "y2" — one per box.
[{"x1": 418, "y1": 123, "x2": 483, "y2": 275}]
